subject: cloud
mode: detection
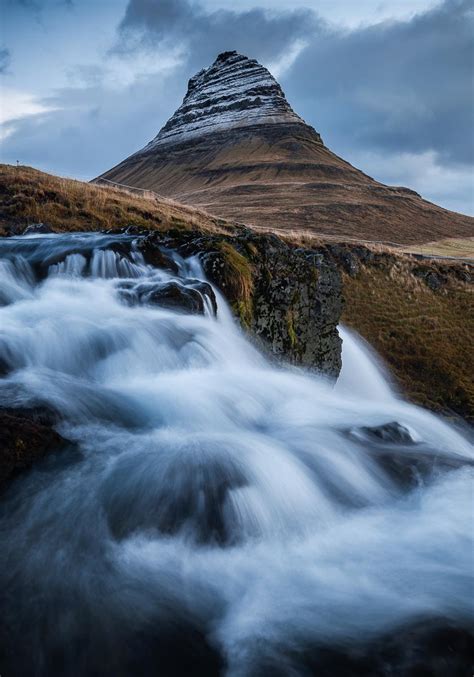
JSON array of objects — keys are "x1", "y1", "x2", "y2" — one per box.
[
  {"x1": 283, "y1": 0, "x2": 474, "y2": 166},
  {"x1": 4, "y1": 0, "x2": 73, "y2": 8},
  {"x1": 0, "y1": 72, "x2": 181, "y2": 178},
  {"x1": 0, "y1": 87, "x2": 61, "y2": 141},
  {"x1": 348, "y1": 149, "x2": 474, "y2": 216},
  {"x1": 0, "y1": 48, "x2": 11, "y2": 74},
  {"x1": 115, "y1": 0, "x2": 319, "y2": 71}
]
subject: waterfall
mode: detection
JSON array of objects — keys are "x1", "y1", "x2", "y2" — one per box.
[{"x1": 0, "y1": 233, "x2": 472, "y2": 676}]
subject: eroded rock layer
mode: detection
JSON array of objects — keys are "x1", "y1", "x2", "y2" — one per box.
[{"x1": 143, "y1": 51, "x2": 307, "y2": 148}]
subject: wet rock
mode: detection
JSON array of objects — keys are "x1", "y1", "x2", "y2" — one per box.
[
  {"x1": 251, "y1": 242, "x2": 343, "y2": 377},
  {"x1": 347, "y1": 421, "x2": 473, "y2": 488},
  {"x1": 296, "y1": 620, "x2": 474, "y2": 677},
  {"x1": 101, "y1": 447, "x2": 247, "y2": 545},
  {"x1": 23, "y1": 222, "x2": 53, "y2": 235},
  {"x1": 142, "y1": 280, "x2": 217, "y2": 315},
  {"x1": 159, "y1": 230, "x2": 343, "y2": 377},
  {"x1": 350, "y1": 421, "x2": 419, "y2": 445},
  {"x1": 123, "y1": 224, "x2": 152, "y2": 236},
  {"x1": 136, "y1": 236, "x2": 180, "y2": 274},
  {"x1": 0, "y1": 407, "x2": 65, "y2": 490}
]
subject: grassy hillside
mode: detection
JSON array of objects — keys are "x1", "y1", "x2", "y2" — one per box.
[
  {"x1": 340, "y1": 259, "x2": 473, "y2": 421},
  {"x1": 0, "y1": 164, "x2": 233, "y2": 236}
]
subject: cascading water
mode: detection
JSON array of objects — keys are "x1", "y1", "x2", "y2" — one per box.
[{"x1": 0, "y1": 233, "x2": 472, "y2": 676}]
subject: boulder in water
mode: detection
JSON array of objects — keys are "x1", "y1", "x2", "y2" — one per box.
[
  {"x1": 137, "y1": 236, "x2": 180, "y2": 274},
  {"x1": 348, "y1": 420, "x2": 473, "y2": 488},
  {"x1": 0, "y1": 407, "x2": 65, "y2": 490},
  {"x1": 148, "y1": 280, "x2": 215, "y2": 315},
  {"x1": 135, "y1": 279, "x2": 217, "y2": 315},
  {"x1": 350, "y1": 421, "x2": 419, "y2": 445},
  {"x1": 23, "y1": 222, "x2": 53, "y2": 235}
]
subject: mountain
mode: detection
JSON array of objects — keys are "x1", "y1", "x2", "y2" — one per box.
[{"x1": 97, "y1": 51, "x2": 473, "y2": 245}]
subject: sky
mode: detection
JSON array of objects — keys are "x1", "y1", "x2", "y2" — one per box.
[{"x1": 1, "y1": 0, "x2": 473, "y2": 215}]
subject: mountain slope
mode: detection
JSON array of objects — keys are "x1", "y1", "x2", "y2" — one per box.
[{"x1": 98, "y1": 51, "x2": 473, "y2": 245}]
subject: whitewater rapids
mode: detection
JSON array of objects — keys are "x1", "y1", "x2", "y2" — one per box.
[{"x1": 0, "y1": 233, "x2": 472, "y2": 676}]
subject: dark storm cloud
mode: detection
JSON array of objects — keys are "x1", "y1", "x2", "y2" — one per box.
[
  {"x1": 0, "y1": 48, "x2": 11, "y2": 74},
  {"x1": 283, "y1": 0, "x2": 474, "y2": 165},
  {"x1": 116, "y1": 0, "x2": 319, "y2": 68}
]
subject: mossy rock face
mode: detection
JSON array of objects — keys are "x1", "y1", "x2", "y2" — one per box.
[
  {"x1": 249, "y1": 240, "x2": 343, "y2": 377},
  {"x1": 150, "y1": 229, "x2": 344, "y2": 378},
  {"x1": 201, "y1": 241, "x2": 254, "y2": 327}
]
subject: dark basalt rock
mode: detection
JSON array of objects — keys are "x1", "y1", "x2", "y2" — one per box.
[
  {"x1": 136, "y1": 236, "x2": 179, "y2": 274},
  {"x1": 413, "y1": 266, "x2": 447, "y2": 291},
  {"x1": 326, "y1": 244, "x2": 361, "y2": 276},
  {"x1": 23, "y1": 222, "x2": 53, "y2": 235},
  {"x1": 291, "y1": 620, "x2": 474, "y2": 677},
  {"x1": 118, "y1": 277, "x2": 218, "y2": 316},
  {"x1": 347, "y1": 421, "x2": 473, "y2": 489},
  {"x1": 351, "y1": 421, "x2": 418, "y2": 445},
  {"x1": 0, "y1": 407, "x2": 65, "y2": 490},
  {"x1": 156, "y1": 230, "x2": 343, "y2": 377},
  {"x1": 145, "y1": 280, "x2": 216, "y2": 315},
  {"x1": 250, "y1": 241, "x2": 342, "y2": 377}
]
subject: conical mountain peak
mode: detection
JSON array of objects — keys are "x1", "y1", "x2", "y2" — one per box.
[
  {"x1": 143, "y1": 52, "x2": 305, "y2": 149},
  {"x1": 98, "y1": 52, "x2": 473, "y2": 246}
]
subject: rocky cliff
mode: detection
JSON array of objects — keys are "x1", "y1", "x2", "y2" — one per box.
[
  {"x1": 98, "y1": 51, "x2": 473, "y2": 245},
  {"x1": 148, "y1": 229, "x2": 343, "y2": 377}
]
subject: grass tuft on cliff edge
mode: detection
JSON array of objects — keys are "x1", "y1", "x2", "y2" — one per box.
[{"x1": 216, "y1": 242, "x2": 254, "y2": 327}]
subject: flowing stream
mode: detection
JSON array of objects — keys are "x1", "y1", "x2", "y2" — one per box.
[{"x1": 0, "y1": 233, "x2": 472, "y2": 676}]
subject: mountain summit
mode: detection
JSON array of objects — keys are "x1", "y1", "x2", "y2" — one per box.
[
  {"x1": 145, "y1": 51, "x2": 309, "y2": 148},
  {"x1": 99, "y1": 52, "x2": 473, "y2": 244}
]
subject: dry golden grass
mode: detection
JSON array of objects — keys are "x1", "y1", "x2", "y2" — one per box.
[
  {"x1": 0, "y1": 164, "x2": 235, "y2": 236},
  {"x1": 342, "y1": 263, "x2": 474, "y2": 421},
  {"x1": 271, "y1": 227, "x2": 474, "y2": 261},
  {"x1": 274, "y1": 227, "x2": 401, "y2": 253},
  {"x1": 407, "y1": 237, "x2": 474, "y2": 259}
]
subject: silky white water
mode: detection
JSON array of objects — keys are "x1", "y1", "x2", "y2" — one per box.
[{"x1": 0, "y1": 233, "x2": 472, "y2": 676}]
